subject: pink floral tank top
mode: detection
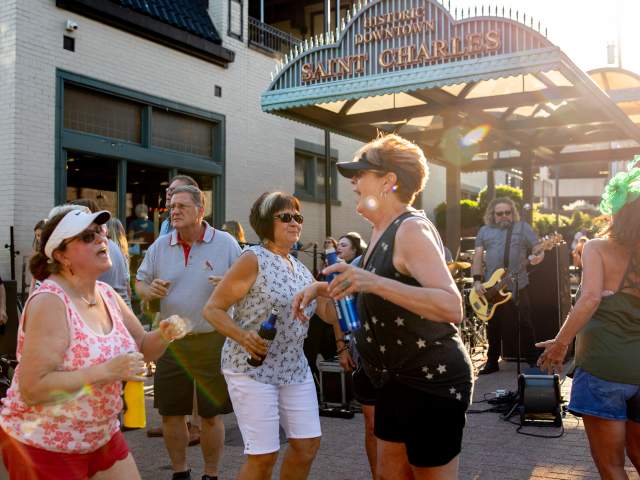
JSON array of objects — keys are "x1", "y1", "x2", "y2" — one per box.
[{"x1": 0, "y1": 280, "x2": 137, "y2": 453}]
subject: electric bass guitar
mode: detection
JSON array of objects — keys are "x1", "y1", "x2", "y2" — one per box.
[{"x1": 469, "y1": 234, "x2": 563, "y2": 322}]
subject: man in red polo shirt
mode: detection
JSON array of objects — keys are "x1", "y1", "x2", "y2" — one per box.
[{"x1": 136, "y1": 185, "x2": 241, "y2": 480}]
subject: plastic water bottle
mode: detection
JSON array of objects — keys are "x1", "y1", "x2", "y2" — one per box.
[
  {"x1": 123, "y1": 381, "x2": 146, "y2": 428},
  {"x1": 324, "y1": 248, "x2": 361, "y2": 333},
  {"x1": 247, "y1": 308, "x2": 279, "y2": 367}
]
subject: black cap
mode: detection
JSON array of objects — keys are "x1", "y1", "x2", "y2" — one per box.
[{"x1": 336, "y1": 152, "x2": 384, "y2": 178}]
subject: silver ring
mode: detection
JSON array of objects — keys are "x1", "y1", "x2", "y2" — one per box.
[{"x1": 341, "y1": 279, "x2": 351, "y2": 290}]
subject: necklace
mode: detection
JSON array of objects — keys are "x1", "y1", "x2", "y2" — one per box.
[
  {"x1": 56, "y1": 276, "x2": 98, "y2": 308},
  {"x1": 81, "y1": 296, "x2": 98, "y2": 307}
]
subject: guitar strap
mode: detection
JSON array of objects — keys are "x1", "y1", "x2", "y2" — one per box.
[{"x1": 502, "y1": 223, "x2": 514, "y2": 270}]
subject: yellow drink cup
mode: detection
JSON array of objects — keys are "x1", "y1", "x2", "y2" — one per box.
[{"x1": 123, "y1": 381, "x2": 146, "y2": 428}]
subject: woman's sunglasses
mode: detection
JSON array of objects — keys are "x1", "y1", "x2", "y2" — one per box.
[
  {"x1": 274, "y1": 213, "x2": 304, "y2": 224},
  {"x1": 70, "y1": 227, "x2": 105, "y2": 244}
]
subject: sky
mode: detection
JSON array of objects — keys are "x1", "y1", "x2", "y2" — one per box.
[{"x1": 451, "y1": 0, "x2": 640, "y2": 74}]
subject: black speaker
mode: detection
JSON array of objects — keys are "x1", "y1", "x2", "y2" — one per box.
[
  {"x1": 0, "y1": 280, "x2": 19, "y2": 357},
  {"x1": 518, "y1": 373, "x2": 562, "y2": 426},
  {"x1": 528, "y1": 244, "x2": 572, "y2": 343}
]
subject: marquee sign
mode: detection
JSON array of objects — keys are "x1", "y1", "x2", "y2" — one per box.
[{"x1": 267, "y1": 0, "x2": 552, "y2": 92}]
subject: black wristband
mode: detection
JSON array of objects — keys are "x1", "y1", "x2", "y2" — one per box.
[{"x1": 473, "y1": 274, "x2": 483, "y2": 282}]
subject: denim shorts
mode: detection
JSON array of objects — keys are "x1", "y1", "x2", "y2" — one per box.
[{"x1": 569, "y1": 368, "x2": 640, "y2": 422}]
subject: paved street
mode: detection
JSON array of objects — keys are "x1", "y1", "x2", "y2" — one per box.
[{"x1": 128, "y1": 359, "x2": 640, "y2": 480}]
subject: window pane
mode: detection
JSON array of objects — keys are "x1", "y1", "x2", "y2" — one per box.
[
  {"x1": 65, "y1": 152, "x2": 118, "y2": 214},
  {"x1": 126, "y1": 163, "x2": 170, "y2": 251},
  {"x1": 317, "y1": 158, "x2": 326, "y2": 193},
  {"x1": 64, "y1": 84, "x2": 142, "y2": 143},
  {"x1": 316, "y1": 158, "x2": 337, "y2": 198},
  {"x1": 152, "y1": 109, "x2": 213, "y2": 157},
  {"x1": 295, "y1": 152, "x2": 314, "y2": 195},
  {"x1": 295, "y1": 157, "x2": 307, "y2": 192}
]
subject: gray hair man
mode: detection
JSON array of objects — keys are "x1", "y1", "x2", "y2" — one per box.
[
  {"x1": 136, "y1": 185, "x2": 241, "y2": 480},
  {"x1": 160, "y1": 175, "x2": 199, "y2": 237}
]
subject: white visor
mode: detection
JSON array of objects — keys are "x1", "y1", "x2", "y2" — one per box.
[{"x1": 44, "y1": 209, "x2": 111, "y2": 259}]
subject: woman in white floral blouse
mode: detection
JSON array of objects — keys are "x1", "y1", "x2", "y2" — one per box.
[{"x1": 203, "y1": 191, "x2": 337, "y2": 480}]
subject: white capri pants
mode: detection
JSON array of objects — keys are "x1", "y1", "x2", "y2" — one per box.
[{"x1": 223, "y1": 369, "x2": 322, "y2": 455}]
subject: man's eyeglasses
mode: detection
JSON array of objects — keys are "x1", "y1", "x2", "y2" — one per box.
[
  {"x1": 274, "y1": 213, "x2": 304, "y2": 224},
  {"x1": 495, "y1": 210, "x2": 512, "y2": 217}
]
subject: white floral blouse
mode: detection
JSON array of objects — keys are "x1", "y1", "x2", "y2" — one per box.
[{"x1": 221, "y1": 245, "x2": 316, "y2": 384}]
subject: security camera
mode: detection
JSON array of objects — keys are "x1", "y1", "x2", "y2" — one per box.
[{"x1": 65, "y1": 19, "x2": 79, "y2": 32}]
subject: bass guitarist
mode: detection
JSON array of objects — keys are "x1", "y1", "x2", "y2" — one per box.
[{"x1": 471, "y1": 197, "x2": 545, "y2": 375}]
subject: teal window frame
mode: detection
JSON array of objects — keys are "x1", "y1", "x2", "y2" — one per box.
[
  {"x1": 294, "y1": 139, "x2": 340, "y2": 205},
  {"x1": 55, "y1": 69, "x2": 226, "y2": 226}
]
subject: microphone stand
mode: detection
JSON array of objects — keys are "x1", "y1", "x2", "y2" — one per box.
[{"x1": 513, "y1": 274, "x2": 522, "y2": 376}]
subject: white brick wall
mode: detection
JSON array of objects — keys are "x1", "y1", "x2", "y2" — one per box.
[
  {"x1": 0, "y1": 1, "x2": 18, "y2": 279},
  {"x1": 4, "y1": 0, "x2": 370, "y2": 279},
  {"x1": 3, "y1": 0, "x2": 493, "y2": 280}
]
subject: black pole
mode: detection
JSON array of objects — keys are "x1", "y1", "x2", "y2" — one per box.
[
  {"x1": 555, "y1": 166, "x2": 560, "y2": 229},
  {"x1": 3, "y1": 226, "x2": 18, "y2": 281},
  {"x1": 324, "y1": 130, "x2": 332, "y2": 238},
  {"x1": 324, "y1": 1, "x2": 332, "y2": 239},
  {"x1": 313, "y1": 243, "x2": 318, "y2": 278}
]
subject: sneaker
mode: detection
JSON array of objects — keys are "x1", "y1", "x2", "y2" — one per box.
[
  {"x1": 172, "y1": 470, "x2": 191, "y2": 480},
  {"x1": 478, "y1": 363, "x2": 499, "y2": 375},
  {"x1": 146, "y1": 426, "x2": 163, "y2": 437}
]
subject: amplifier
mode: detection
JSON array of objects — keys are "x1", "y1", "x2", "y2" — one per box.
[
  {"x1": 318, "y1": 359, "x2": 353, "y2": 407},
  {"x1": 0, "y1": 281, "x2": 19, "y2": 357},
  {"x1": 502, "y1": 244, "x2": 572, "y2": 359}
]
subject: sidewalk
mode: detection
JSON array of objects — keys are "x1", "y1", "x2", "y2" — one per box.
[{"x1": 127, "y1": 361, "x2": 640, "y2": 479}]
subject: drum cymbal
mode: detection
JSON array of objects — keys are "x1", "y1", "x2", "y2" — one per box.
[{"x1": 447, "y1": 261, "x2": 471, "y2": 272}]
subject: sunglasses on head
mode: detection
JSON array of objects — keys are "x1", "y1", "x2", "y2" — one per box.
[
  {"x1": 495, "y1": 210, "x2": 512, "y2": 217},
  {"x1": 274, "y1": 213, "x2": 304, "y2": 224}
]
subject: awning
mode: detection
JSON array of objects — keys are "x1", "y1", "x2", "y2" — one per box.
[
  {"x1": 260, "y1": 0, "x2": 640, "y2": 251},
  {"x1": 261, "y1": 0, "x2": 640, "y2": 172}
]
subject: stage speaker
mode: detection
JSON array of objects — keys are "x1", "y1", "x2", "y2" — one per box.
[
  {"x1": 501, "y1": 245, "x2": 571, "y2": 360},
  {"x1": 529, "y1": 244, "x2": 572, "y2": 342},
  {"x1": 318, "y1": 359, "x2": 353, "y2": 406},
  {"x1": 0, "y1": 280, "x2": 19, "y2": 357},
  {"x1": 518, "y1": 373, "x2": 562, "y2": 426}
]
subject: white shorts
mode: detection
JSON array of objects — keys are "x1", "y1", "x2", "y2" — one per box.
[{"x1": 223, "y1": 369, "x2": 321, "y2": 455}]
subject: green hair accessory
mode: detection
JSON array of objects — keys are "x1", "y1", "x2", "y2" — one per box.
[{"x1": 600, "y1": 156, "x2": 640, "y2": 215}]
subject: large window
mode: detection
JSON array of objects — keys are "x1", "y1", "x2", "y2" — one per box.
[
  {"x1": 57, "y1": 70, "x2": 225, "y2": 229},
  {"x1": 152, "y1": 109, "x2": 214, "y2": 157},
  {"x1": 294, "y1": 140, "x2": 338, "y2": 202},
  {"x1": 64, "y1": 84, "x2": 142, "y2": 143}
]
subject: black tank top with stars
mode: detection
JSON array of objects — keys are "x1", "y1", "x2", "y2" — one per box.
[{"x1": 353, "y1": 211, "x2": 473, "y2": 406}]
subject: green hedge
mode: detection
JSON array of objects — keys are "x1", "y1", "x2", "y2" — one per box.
[
  {"x1": 435, "y1": 199, "x2": 483, "y2": 232},
  {"x1": 477, "y1": 184, "x2": 523, "y2": 213},
  {"x1": 434, "y1": 184, "x2": 602, "y2": 241}
]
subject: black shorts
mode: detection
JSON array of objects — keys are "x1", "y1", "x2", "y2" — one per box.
[
  {"x1": 374, "y1": 379, "x2": 467, "y2": 468},
  {"x1": 352, "y1": 365, "x2": 377, "y2": 406},
  {"x1": 154, "y1": 331, "x2": 232, "y2": 418}
]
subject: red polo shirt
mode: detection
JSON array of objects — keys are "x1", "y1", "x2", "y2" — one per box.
[{"x1": 175, "y1": 226, "x2": 207, "y2": 266}]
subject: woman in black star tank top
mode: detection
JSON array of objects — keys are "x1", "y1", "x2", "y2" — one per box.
[{"x1": 294, "y1": 134, "x2": 472, "y2": 479}]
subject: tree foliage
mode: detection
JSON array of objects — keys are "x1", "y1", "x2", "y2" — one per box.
[
  {"x1": 435, "y1": 199, "x2": 483, "y2": 233},
  {"x1": 477, "y1": 184, "x2": 523, "y2": 213}
]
